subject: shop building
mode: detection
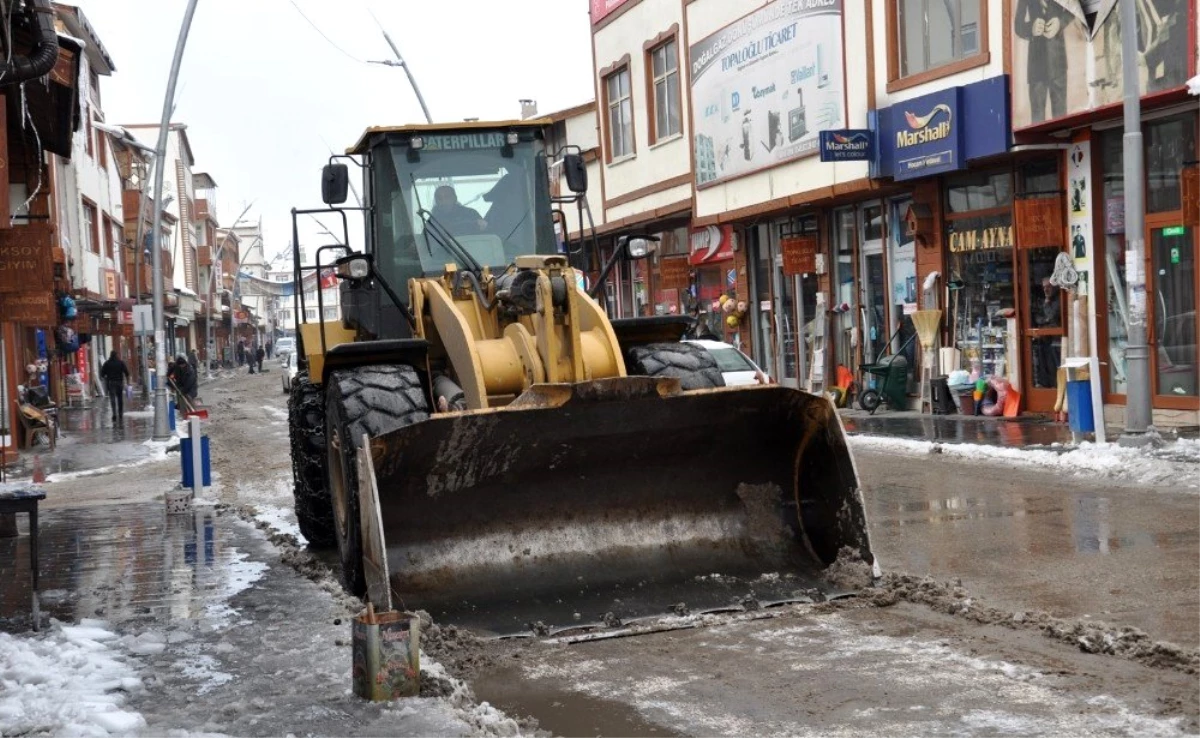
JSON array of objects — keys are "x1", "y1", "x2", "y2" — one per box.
[{"x1": 1004, "y1": 1, "x2": 1197, "y2": 428}]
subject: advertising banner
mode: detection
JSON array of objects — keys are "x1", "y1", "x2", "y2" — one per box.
[
  {"x1": 688, "y1": 225, "x2": 735, "y2": 265},
  {"x1": 1011, "y1": 0, "x2": 1191, "y2": 130},
  {"x1": 690, "y1": 0, "x2": 845, "y2": 187},
  {"x1": 818, "y1": 129, "x2": 874, "y2": 162}
]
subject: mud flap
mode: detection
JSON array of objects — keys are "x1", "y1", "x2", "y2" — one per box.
[{"x1": 366, "y1": 377, "x2": 873, "y2": 636}]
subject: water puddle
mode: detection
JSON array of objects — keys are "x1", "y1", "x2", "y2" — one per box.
[{"x1": 474, "y1": 666, "x2": 675, "y2": 737}]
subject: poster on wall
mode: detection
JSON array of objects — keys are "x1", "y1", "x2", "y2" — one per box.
[
  {"x1": 1067, "y1": 141, "x2": 1094, "y2": 290},
  {"x1": 590, "y1": 0, "x2": 634, "y2": 24},
  {"x1": 1011, "y1": 0, "x2": 1191, "y2": 129},
  {"x1": 690, "y1": 0, "x2": 845, "y2": 187}
]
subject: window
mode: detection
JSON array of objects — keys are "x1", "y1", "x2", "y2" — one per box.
[
  {"x1": 605, "y1": 67, "x2": 633, "y2": 160},
  {"x1": 103, "y1": 214, "x2": 114, "y2": 259},
  {"x1": 946, "y1": 170, "x2": 1012, "y2": 213},
  {"x1": 85, "y1": 117, "x2": 94, "y2": 158},
  {"x1": 279, "y1": 309, "x2": 291, "y2": 323},
  {"x1": 894, "y1": 0, "x2": 982, "y2": 79},
  {"x1": 648, "y1": 39, "x2": 680, "y2": 143},
  {"x1": 82, "y1": 202, "x2": 98, "y2": 253},
  {"x1": 304, "y1": 308, "x2": 317, "y2": 322},
  {"x1": 97, "y1": 124, "x2": 108, "y2": 169},
  {"x1": 323, "y1": 307, "x2": 338, "y2": 321}
]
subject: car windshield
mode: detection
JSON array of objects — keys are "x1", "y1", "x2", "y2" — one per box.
[
  {"x1": 373, "y1": 132, "x2": 557, "y2": 292},
  {"x1": 708, "y1": 347, "x2": 756, "y2": 373}
]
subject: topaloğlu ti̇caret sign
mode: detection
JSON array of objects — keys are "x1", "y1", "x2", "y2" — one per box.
[{"x1": 689, "y1": 0, "x2": 846, "y2": 187}]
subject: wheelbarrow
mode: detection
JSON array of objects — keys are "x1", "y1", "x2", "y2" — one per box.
[{"x1": 858, "y1": 330, "x2": 916, "y2": 414}]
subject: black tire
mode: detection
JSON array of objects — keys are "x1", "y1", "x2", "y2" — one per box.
[
  {"x1": 859, "y1": 388, "x2": 881, "y2": 413},
  {"x1": 289, "y1": 373, "x2": 335, "y2": 548},
  {"x1": 325, "y1": 365, "x2": 429, "y2": 596},
  {"x1": 626, "y1": 342, "x2": 726, "y2": 390}
]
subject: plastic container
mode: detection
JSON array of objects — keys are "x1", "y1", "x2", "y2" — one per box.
[{"x1": 1067, "y1": 380, "x2": 1094, "y2": 433}]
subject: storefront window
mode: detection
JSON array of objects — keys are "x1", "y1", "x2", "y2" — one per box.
[
  {"x1": 1101, "y1": 131, "x2": 1128, "y2": 394},
  {"x1": 860, "y1": 205, "x2": 887, "y2": 364},
  {"x1": 751, "y1": 226, "x2": 775, "y2": 377},
  {"x1": 946, "y1": 213, "x2": 1015, "y2": 379},
  {"x1": 1146, "y1": 116, "x2": 1197, "y2": 213},
  {"x1": 888, "y1": 199, "x2": 918, "y2": 391},
  {"x1": 946, "y1": 170, "x2": 1013, "y2": 213}
]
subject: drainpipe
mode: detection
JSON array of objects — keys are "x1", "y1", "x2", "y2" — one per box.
[{"x1": 0, "y1": 0, "x2": 60, "y2": 85}]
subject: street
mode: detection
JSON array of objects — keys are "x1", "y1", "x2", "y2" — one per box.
[{"x1": 1, "y1": 369, "x2": 1196, "y2": 736}]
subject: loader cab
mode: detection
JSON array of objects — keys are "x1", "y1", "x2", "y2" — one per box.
[{"x1": 363, "y1": 124, "x2": 558, "y2": 296}]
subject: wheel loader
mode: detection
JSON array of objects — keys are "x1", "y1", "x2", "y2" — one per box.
[{"x1": 287, "y1": 119, "x2": 875, "y2": 637}]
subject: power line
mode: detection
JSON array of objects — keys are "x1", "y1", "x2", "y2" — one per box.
[{"x1": 288, "y1": 0, "x2": 364, "y2": 64}]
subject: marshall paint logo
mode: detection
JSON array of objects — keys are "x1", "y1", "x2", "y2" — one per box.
[
  {"x1": 896, "y1": 104, "x2": 952, "y2": 148},
  {"x1": 828, "y1": 132, "x2": 870, "y2": 151}
]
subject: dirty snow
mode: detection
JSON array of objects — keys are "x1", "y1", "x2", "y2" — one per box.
[
  {"x1": 0, "y1": 619, "x2": 147, "y2": 737},
  {"x1": 45, "y1": 434, "x2": 181, "y2": 483},
  {"x1": 849, "y1": 434, "x2": 1200, "y2": 489}
]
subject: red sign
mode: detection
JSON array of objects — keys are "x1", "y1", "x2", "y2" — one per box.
[
  {"x1": 658, "y1": 257, "x2": 691, "y2": 290},
  {"x1": 688, "y1": 225, "x2": 735, "y2": 265},
  {"x1": 590, "y1": 0, "x2": 634, "y2": 23},
  {"x1": 1013, "y1": 197, "x2": 1064, "y2": 250}
]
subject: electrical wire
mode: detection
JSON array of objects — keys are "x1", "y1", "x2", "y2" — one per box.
[{"x1": 288, "y1": 0, "x2": 365, "y2": 64}]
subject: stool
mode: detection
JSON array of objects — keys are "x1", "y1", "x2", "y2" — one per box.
[{"x1": 0, "y1": 487, "x2": 47, "y2": 630}]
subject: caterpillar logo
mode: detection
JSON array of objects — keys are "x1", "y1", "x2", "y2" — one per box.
[{"x1": 896, "y1": 104, "x2": 952, "y2": 148}]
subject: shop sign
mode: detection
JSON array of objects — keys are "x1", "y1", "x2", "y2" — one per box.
[
  {"x1": 590, "y1": 0, "x2": 633, "y2": 24},
  {"x1": 781, "y1": 236, "x2": 818, "y2": 275},
  {"x1": 875, "y1": 76, "x2": 1008, "y2": 181},
  {"x1": 1013, "y1": 196, "x2": 1064, "y2": 249},
  {"x1": 0, "y1": 228, "x2": 54, "y2": 293},
  {"x1": 658, "y1": 257, "x2": 691, "y2": 290},
  {"x1": 1182, "y1": 167, "x2": 1199, "y2": 228},
  {"x1": 0, "y1": 292, "x2": 55, "y2": 324},
  {"x1": 948, "y1": 224, "x2": 1014, "y2": 253},
  {"x1": 689, "y1": 0, "x2": 846, "y2": 186},
  {"x1": 688, "y1": 225, "x2": 735, "y2": 265},
  {"x1": 1162, "y1": 225, "x2": 1186, "y2": 238},
  {"x1": 103, "y1": 268, "x2": 120, "y2": 300},
  {"x1": 818, "y1": 129, "x2": 874, "y2": 162}
]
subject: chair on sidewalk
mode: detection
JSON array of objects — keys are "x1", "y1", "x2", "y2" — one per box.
[{"x1": 17, "y1": 404, "x2": 56, "y2": 451}]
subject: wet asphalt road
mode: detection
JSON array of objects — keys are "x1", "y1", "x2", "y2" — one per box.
[{"x1": 1, "y1": 370, "x2": 1196, "y2": 735}]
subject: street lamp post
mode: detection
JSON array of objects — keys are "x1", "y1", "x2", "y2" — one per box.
[
  {"x1": 367, "y1": 21, "x2": 433, "y2": 124},
  {"x1": 150, "y1": 0, "x2": 200, "y2": 441},
  {"x1": 1117, "y1": 0, "x2": 1154, "y2": 446}
]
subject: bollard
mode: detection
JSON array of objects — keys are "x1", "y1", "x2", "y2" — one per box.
[{"x1": 189, "y1": 415, "x2": 202, "y2": 499}]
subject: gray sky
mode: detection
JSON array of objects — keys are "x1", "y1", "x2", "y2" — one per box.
[{"x1": 73, "y1": 0, "x2": 595, "y2": 266}]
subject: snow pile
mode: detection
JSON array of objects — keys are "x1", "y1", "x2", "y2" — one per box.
[
  {"x1": 849, "y1": 434, "x2": 1200, "y2": 489},
  {"x1": 0, "y1": 619, "x2": 146, "y2": 736}
]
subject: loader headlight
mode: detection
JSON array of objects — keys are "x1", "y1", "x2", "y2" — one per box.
[{"x1": 336, "y1": 255, "x2": 371, "y2": 280}]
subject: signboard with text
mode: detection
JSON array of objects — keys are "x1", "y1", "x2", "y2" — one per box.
[
  {"x1": 781, "y1": 236, "x2": 818, "y2": 276},
  {"x1": 690, "y1": 0, "x2": 845, "y2": 187},
  {"x1": 688, "y1": 225, "x2": 735, "y2": 265},
  {"x1": 590, "y1": 0, "x2": 634, "y2": 24},
  {"x1": 0, "y1": 292, "x2": 55, "y2": 324},
  {"x1": 818, "y1": 129, "x2": 874, "y2": 162}
]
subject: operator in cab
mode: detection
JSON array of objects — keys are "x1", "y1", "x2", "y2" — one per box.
[{"x1": 432, "y1": 185, "x2": 486, "y2": 235}]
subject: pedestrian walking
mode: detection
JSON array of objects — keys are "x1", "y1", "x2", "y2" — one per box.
[
  {"x1": 99, "y1": 351, "x2": 130, "y2": 422},
  {"x1": 256, "y1": 345, "x2": 266, "y2": 373},
  {"x1": 236, "y1": 340, "x2": 245, "y2": 367},
  {"x1": 247, "y1": 342, "x2": 257, "y2": 374}
]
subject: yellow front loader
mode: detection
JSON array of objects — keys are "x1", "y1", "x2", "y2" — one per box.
[{"x1": 286, "y1": 120, "x2": 874, "y2": 636}]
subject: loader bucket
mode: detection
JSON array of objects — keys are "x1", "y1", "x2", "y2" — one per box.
[{"x1": 364, "y1": 377, "x2": 873, "y2": 636}]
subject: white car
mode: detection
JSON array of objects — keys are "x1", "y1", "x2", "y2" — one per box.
[
  {"x1": 275, "y1": 337, "x2": 296, "y2": 361},
  {"x1": 682, "y1": 339, "x2": 770, "y2": 386},
  {"x1": 281, "y1": 350, "x2": 299, "y2": 393}
]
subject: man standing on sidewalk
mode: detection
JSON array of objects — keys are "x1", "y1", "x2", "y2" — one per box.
[
  {"x1": 255, "y1": 344, "x2": 266, "y2": 374},
  {"x1": 99, "y1": 351, "x2": 130, "y2": 422}
]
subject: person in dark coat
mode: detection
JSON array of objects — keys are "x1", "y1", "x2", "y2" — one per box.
[
  {"x1": 99, "y1": 351, "x2": 130, "y2": 421},
  {"x1": 255, "y1": 345, "x2": 266, "y2": 373},
  {"x1": 169, "y1": 355, "x2": 198, "y2": 407}
]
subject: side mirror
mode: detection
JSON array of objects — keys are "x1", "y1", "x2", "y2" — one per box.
[
  {"x1": 563, "y1": 153, "x2": 587, "y2": 194},
  {"x1": 620, "y1": 235, "x2": 658, "y2": 260},
  {"x1": 321, "y1": 163, "x2": 349, "y2": 205}
]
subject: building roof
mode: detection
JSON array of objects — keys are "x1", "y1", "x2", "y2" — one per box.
[
  {"x1": 124, "y1": 123, "x2": 195, "y2": 167},
  {"x1": 54, "y1": 3, "x2": 116, "y2": 75},
  {"x1": 348, "y1": 118, "x2": 553, "y2": 154},
  {"x1": 542, "y1": 101, "x2": 595, "y2": 123},
  {"x1": 193, "y1": 172, "x2": 218, "y2": 190}
]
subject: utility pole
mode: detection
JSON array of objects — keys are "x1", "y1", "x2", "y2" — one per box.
[
  {"x1": 204, "y1": 203, "x2": 255, "y2": 379},
  {"x1": 1117, "y1": 0, "x2": 1154, "y2": 446},
  {"x1": 367, "y1": 11, "x2": 433, "y2": 124},
  {"x1": 150, "y1": 0, "x2": 200, "y2": 441}
]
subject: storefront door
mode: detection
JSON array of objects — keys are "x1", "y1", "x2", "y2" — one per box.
[
  {"x1": 858, "y1": 204, "x2": 886, "y2": 365},
  {"x1": 1020, "y1": 245, "x2": 1066, "y2": 411},
  {"x1": 1150, "y1": 225, "x2": 1197, "y2": 402}
]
